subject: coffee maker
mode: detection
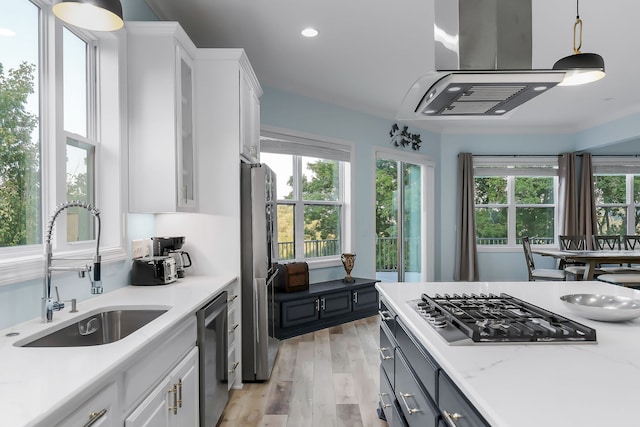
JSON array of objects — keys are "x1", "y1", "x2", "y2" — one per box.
[{"x1": 152, "y1": 236, "x2": 192, "y2": 278}]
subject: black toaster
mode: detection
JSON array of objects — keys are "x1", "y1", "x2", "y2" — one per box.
[{"x1": 131, "y1": 256, "x2": 177, "y2": 285}]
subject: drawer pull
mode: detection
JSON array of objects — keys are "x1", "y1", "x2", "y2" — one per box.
[
  {"x1": 378, "y1": 392, "x2": 392, "y2": 409},
  {"x1": 229, "y1": 323, "x2": 239, "y2": 333},
  {"x1": 83, "y1": 409, "x2": 107, "y2": 427},
  {"x1": 379, "y1": 310, "x2": 393, "y2": 321},
  {"x1": 229, "y1": 361, "x2": 240, "y2": 374},
  {"x1": 379, "y1": 347, "x2": 393, "y2": 360},
  {"x1": 443, "y1": 410, "x2": 463, "y2": 426},
  {"x1": 399, "y1": 392, "x2": 421, "y2": 415},
  {"x1": 168, "y1": 385, "x2": 178, "y2": 415},
  {"x1": 177, "y1": 379, "x2": 183, "y2": 408}
]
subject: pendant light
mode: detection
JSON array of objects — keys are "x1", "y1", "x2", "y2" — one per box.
[
  {"x1": 53, "y1": 0, "x2": 124, "y2": 32},
  {"x1": 553, "y1": 0, "x2": 605, "y2": 86}
]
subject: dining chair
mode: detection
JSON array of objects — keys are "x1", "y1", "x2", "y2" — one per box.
[
  {"x1": 592, "y1": 235, "x2": 635, "y2": 274},
  {"x1": 557, "y1": 235, "x2": 587, "y2": 280},
  {"x1": 522, "y1": 237, "x2": 567, "y2": 281},
  {"x1": 623, "y1": 235, "x2": 640, "y2": 250}
]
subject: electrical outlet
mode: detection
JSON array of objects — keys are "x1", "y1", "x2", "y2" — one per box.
[{"x1": 132, "y1": 239, "x2": 150, "y2": 259}]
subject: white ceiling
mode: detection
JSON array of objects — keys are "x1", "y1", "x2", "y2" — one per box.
[{"x1": 144, "y1": 0, "x2": 640, "y2": 135}]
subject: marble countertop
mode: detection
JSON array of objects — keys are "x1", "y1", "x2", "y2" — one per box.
[
  {"x1": 0, "y1": 274, "x2": 236, "y2": 427},
  {"x1": 376, "y1": 280, "x2": 640, "y2": 427}
]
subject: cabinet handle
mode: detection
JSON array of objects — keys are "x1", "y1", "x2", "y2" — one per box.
[
  {"x1": 177, "y1": 379, "x2": 183, "y2": 408},
  {"x1": 399, "y1": 392, "x2": 421, "y2": 415},
  {"x1": 379, "y1": 310, "x2": 393, "y2": 321},
  {"x1": 229, "y1": 361, "x2": 240, "y2": 374},
  {"x1": 353, "y1": 291, "x2": 358, "y2": 304},
  {"x1": 315, "y1": 298, "x2": 320, "y2": 312},
  {"x1": 378, "y1": 392, "x2": 392, "y2": 409},
  {"x1": 83, "y1": 409, "x2": 107, "y2": 427},
  {"x1": 168, "y1": 385, "x2": 178, "y2": 415},
  {"x1": 443, "y1": 410, "x2": 463, "y2": 426},
  {"x1": 229, "y1": 323, "x2": 239, "y2": 333},
  {"x1": 379, "y1": 347, "x2": 393, "y2": 360},
  {"x1": 321, "y1": 297, "x2": 326, "y2": 311},
  {"x1": 228, "y1": 294, "x2": 238, "y2": 303}
]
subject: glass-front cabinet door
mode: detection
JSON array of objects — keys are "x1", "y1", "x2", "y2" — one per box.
[{"x1": 177, "y1": 47, "x2": 196, "y2": 209}]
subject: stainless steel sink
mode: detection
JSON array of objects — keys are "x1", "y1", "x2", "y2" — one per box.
[{"x1": 19, "y1": 309, "x2": 168, "y2": 347}]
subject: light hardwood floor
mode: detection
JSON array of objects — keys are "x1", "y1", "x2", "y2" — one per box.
[{"x1": 219, "y1": 315, "x2": 388, "y2": 427}]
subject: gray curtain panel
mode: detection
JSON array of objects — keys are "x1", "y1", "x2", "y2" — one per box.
[
  {"x1": 454, "y1": 153, "x2": 479, "y2": 281},
  {"x1": 558, "y1": 153, "x2": 579, "y2": 236},
  {"x1": 579, "y1": 153, "x2": 597, "y2": 249}
]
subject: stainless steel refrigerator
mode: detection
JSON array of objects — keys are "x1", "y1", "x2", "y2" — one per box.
[{"x1": 240, "y1": 162, "x2": 280, "y2": 382}]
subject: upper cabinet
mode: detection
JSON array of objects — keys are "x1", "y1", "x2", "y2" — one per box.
[
  {"x1": 194, "y1": 49, "x2": 262, "y2": 215},
  {"x1": 127, "y1": 22, "x2": 197, "y2": 213},
  {"x1": 240, "y1": 69, "x2": 261, "y2": 163}
]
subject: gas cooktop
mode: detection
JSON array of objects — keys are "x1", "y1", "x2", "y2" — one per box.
[{"x1": 408, "y1": 293, "x2": 597, "y2": 345}]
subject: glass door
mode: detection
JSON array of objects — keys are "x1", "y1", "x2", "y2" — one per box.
[{"x1": 376, "y1": 156, "x2": 424, "y2": 282}]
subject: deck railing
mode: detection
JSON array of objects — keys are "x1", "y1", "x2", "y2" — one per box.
[{"x1": 278, "y1": 239, "x2": 340, "y2": 260}]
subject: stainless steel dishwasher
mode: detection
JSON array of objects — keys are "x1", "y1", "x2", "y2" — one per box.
[{"x1": 196, "y1": 292, "x2": 228, "y2": 426}]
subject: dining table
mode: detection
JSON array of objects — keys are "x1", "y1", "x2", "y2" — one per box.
[{"x1": 531, "y1": 248, "x2": 640, "y2": 280}]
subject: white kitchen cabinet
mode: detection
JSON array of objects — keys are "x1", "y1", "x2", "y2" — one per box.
[
  {"x1": 54, "y1": 382, "x2": 118, "y2": 427},
  {"x1": 195, "y1": 48, "x2": 262, "y2": 216},
  {"x1": 240, "y1": 69, "x2": 261, "y2": 163},
  {"x1": 125, "y1": 347, "x2": 199, "y2": 427},
  {"x1": 127, "y1": 22, "x2": 197, "y2": 213}
]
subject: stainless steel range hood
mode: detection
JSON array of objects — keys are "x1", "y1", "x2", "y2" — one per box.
[{"x1": 397, "y1": 0, "x2": 565, "y2": 119}]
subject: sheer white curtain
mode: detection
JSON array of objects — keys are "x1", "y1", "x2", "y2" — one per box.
[{"x1": 454, "y1": 153, "x2": 479, "y2": 281}]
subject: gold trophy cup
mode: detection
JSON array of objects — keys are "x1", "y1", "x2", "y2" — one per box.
[{"x1": 341, "y1": 253, "x2": 356, "y2": 283}]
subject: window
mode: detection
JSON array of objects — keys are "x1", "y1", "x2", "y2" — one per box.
[
  {"x1": 474, "y1": 158, "x2": 558, "y2": 247},
  {"x1": 0, "y1": 0, "x2": 41, "y2": 248},
  {"x1": 0, "y1": 0, "x2": 125, "y2": 285},
  {"x1": 593, "y1": 157, "x2": 640, "y2": 235},
  {"x1": 260, "y1": 130, "x2": 351, "y2": 264},
  {"x1": 64, "y1": 27, "x2": 96, "y2": 242}
]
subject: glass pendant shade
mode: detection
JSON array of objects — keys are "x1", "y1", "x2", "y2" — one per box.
[
  {"x1": 53, "y1": 0, "x2": 124, "y2": 32},
  {"x1": 553, "y1": 52, "x2": 605, "y2": 86}
]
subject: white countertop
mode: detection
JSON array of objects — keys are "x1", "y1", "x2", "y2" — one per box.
[
  {"x1": 377, "y1": 281, "x2": 640, "y2": 427},
  {"x1": 0, "y1": 274, "x2": 236, "y2": 427}
]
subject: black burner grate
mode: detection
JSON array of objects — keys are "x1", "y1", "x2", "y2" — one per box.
[{"x1": 419, "y1": 293, "x2": 597, "y2": 343}]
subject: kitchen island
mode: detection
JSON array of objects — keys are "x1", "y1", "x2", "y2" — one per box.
[{"x1": 377, "y1": 281, "x2": 640, "y2": 427}]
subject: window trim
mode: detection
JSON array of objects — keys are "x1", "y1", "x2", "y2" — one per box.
[
  {"x1": 474, "y1": 157, "x2": 559, "y2": 251},
  {"x1": 261, "y1": 125, "x2": 353, "y2": 268},
  {"x1": 593, "y1": 156, "x2": 640, "y2": 235},
  {"x1": 0, "y1": 2, "x2": 126, "y2": 287}
]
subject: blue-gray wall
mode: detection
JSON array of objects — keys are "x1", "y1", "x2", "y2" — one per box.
[
  {"x1": 261, "y1": 87, "x2": 441, "y2": 283},
  {"x1": 261, "y1": 87, "x2": 640, "y2": 283}
]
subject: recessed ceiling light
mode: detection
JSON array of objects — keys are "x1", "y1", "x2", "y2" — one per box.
[
  {"x1": 495, "y1": 109, "x2": 507, "y2": 114},
  {"x1": 447, "y1": 86, "x2": 461, "y2": 92},
  {"x1": 533, "y1": 86, "x2": 548, "y2": 91},
  {"x1": 301, "y1": 28, "x2": 318, "y2": 38}
]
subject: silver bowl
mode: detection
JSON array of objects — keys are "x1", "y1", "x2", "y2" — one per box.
[{"x1": 560, "y1": 294, "x2": 640, "y2": 322}]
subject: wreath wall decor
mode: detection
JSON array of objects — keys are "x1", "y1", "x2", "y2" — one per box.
[{"x1": 389, "y1": 123, "x2": 421, "y2": 151}]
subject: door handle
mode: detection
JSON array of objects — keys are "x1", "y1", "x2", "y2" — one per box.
[
  {"x1": 379, "y1": 347, "x2": 393, "y2": 360},
  {"x1": 443, "y1": 410, "x2": 463, "y2": 426},
  {"x1": 83, "y1": 409, "x2": 107, "y2": 427},
  {"x1": 398, "y1": 392, "x2": 421, "y2": 415},
  {"x1": 379, "y1": 310, "x2": 393, "y2": 321}
]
